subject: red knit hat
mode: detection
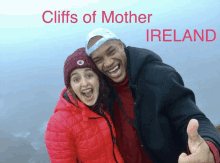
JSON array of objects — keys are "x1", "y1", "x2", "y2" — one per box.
[{"x1": 64, "y1": 47, "x2": 100, "y2": 88}]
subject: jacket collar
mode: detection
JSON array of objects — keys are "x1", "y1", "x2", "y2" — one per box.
[
  {"x1": 124, "y1": 46, "x2": 162, "y2": 85},
  {"x1": 61, "y1": 88, "x2": 103, "y2": 121},
  {"x1": 77, "y1": 100, "x2": 103, "y2": 121}
]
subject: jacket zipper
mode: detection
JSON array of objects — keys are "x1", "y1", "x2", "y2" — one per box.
[
  {"x1": 89, "y1": 116, "x2": 118, "y2": 163},
  {"x1": 88, "y1": 117, "x2": 102, "y2": 119},
  {"x1": 104, "y1": 115, "x2": 118, "y2": 163}
]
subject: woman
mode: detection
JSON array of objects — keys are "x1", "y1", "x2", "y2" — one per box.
[{"x1": 45, "y1": 48, "x2": 124, "y2": 163}]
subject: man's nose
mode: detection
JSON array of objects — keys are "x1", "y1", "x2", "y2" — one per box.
[{"x1": 103, "y1": 57, "x2": 114, "y2": 68}]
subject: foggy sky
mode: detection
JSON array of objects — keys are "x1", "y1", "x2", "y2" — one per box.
[{"x1": 0, "y1": 0, "x2": 220, "y2": 162}]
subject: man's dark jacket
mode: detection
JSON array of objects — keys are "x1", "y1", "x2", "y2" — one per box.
[{"x1": 105, "y1": 46, "x2": 220, "y2": 163}]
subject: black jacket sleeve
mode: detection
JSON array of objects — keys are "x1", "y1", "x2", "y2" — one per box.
[{"x1": 162, "y1": 70, "x2": 220, "y2": 152}]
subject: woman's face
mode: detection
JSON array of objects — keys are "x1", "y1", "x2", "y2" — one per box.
[{"x1": 70, "y1": 68, "x2": 99, "y2": 106}]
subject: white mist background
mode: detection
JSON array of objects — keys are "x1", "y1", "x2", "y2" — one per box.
[{"x1": 0, "y1": 0, "x2": 219, "y2": 154}]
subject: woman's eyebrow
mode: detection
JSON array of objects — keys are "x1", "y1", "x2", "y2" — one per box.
[
  {"x1": 83, "y1": 68, "x2": 92, "y2": 73},
  {"x1": 71, "y1": 73, "x2": 78, "y2": 77}
]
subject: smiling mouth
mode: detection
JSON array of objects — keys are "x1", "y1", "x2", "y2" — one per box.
[
  {"x1": 81, "y1": 88, "x2": 93, "y2": 100},
  {"x1": 107, "y1": 64, "x2": 120, "y2": 75}
]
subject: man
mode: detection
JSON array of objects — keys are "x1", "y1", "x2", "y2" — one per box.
[
  {"x1": 84, "y1": 28, "x2": 220, "y2": 163},
  {"x1": 216, "y1": 125, "x2": 220, "y2": 134}
]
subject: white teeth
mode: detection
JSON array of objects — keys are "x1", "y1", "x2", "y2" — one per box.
[
  {"x1": 82, "y1": 89, "x2": 91, "y2": 93},
  {"x1": 109, "y1": 65, "x2": 119, "y2": 73}
]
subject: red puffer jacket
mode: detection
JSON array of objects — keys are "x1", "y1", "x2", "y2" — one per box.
[{"x1": 45, "y1": 88, "x2": 124, "y2": 163}]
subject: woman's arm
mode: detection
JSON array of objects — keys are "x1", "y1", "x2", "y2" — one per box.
[{"x1": 45, "y1": 114, "x2": 77, "y2": 163}]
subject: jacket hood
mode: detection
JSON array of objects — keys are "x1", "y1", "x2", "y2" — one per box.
[
  {"x1": 54, "y1": 88, "x2": 77, "y2": 113},
  {"x1": 54, "y1": 88, "x2": 103, "y2": 120},
  {"x1": 125, "y1": 46, "x2": 162, "y2": 84}
]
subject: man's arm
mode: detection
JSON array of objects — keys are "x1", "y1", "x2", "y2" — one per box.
[{"x1": 161, "y1": 71, "x2": 220, "y2": 159}]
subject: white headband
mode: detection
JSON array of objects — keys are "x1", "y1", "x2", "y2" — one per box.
[{"x1": 85, "y1": 28, "x2": 118, "y2": 56}]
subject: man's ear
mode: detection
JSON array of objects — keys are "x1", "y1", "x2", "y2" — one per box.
[{"x1": 117, "y1": 40, "x2": 124, "y2": 51}]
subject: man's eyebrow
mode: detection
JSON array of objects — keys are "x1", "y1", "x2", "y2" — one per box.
[
  {"x1": 106, "y1": 46, "x2": 115, "y2": 53},
  {"x1": 91, "y1": 46, "x2": 115, "y2": 60},
  {"x1": 91, "y1": 56, "x2": 100, "y2": 60}
]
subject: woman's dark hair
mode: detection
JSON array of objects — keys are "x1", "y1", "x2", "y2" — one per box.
[{"x1": 67, "y1": 73, "x2": 110, "y2": 116}]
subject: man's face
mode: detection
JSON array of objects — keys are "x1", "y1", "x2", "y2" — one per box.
[{"x1": 88, "y1": 38, "x2": 127, "y2": 83}]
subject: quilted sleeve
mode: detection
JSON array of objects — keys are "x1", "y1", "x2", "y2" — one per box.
[{"x1": 45, "y1": 113, "x2": 77, "y2": 163}]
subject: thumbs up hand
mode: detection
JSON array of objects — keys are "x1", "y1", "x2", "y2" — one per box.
[{"x1": 178, "y1": 119, "x2": 215, "y2": 163}]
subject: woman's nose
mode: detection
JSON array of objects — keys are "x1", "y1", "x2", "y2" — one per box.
[{"x1": 80, "y1": 77, "x2": 89, "y2": 87}]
